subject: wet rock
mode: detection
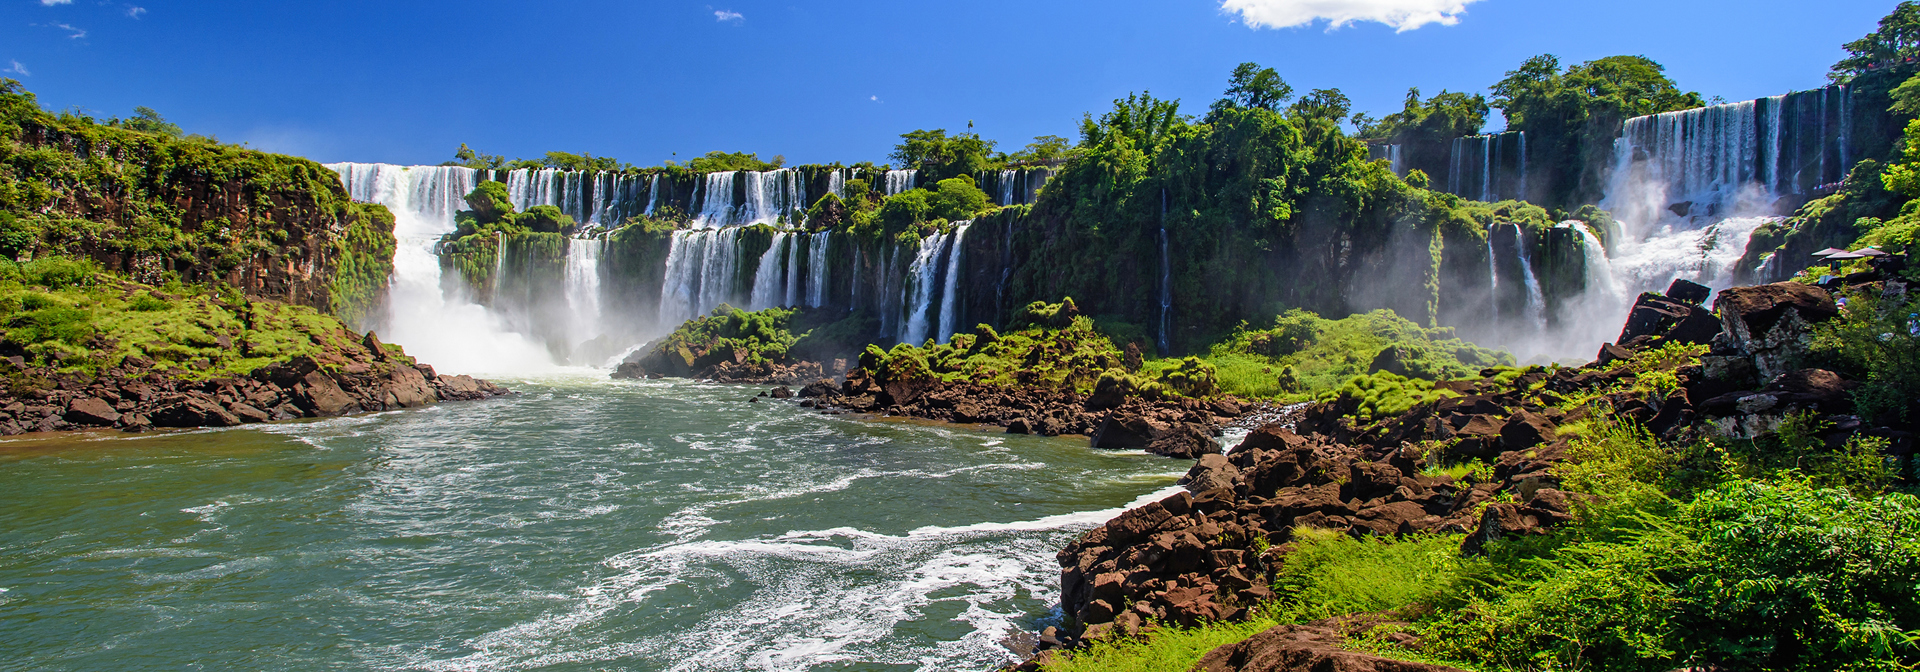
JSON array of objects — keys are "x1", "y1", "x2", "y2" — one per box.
[
  {"x1": 63, "y1": 397, "x2": 120, "y2": 426},
  {"x1": 1714, "y1": 282, "x2": 1840, "y2": 380},
  {"x1": 1499, "y1": 409, "x2": 1558, "y2": 451},
  {"x1": 293, "y1": 371, "x2": 358, "y2": 417},
  {"x1": 152, "y1": 397, "x2": 241, "y2": 428},
  {"x1": 1092, "y1": 413, "x2": 1161, "y2": 450},
  {"x1": 1182, "y1": 454, "x2": 1241, "y2": 494},
  {"x1": 1147, "y1": 422, "x2": 1219, "y2": 459},
  {"x1": 769, "y1": 386, "x2": 794, "y2": 399}
]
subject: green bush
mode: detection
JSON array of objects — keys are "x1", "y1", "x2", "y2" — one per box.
[
  {"x1": 1271, "y1": 528, "x2": 1486, "y2": 623},
  {"x1": 1424, "y1": 480, "x2": 1920, "y2": 672},
  {"x1": 929, "y1": 176, "x2": 992, "y2": 221},
  {"x1": 1812, "y1": 290, "x2": 1920, "y2": 423}
]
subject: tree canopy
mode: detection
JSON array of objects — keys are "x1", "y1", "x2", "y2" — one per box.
[{"x1": 1833, "y1": 1, "x2": 1920, "y2": 83}]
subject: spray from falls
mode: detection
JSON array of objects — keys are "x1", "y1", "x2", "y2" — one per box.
[
  {"x1": 564, "y1": 237, "x2": 604, "y2": 344},
  {"x1": 325, "y1": 163, "x2": 558, "y2": 374}
]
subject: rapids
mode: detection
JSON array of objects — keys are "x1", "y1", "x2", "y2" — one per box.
[{"x1": 0, "y1": 375, "x2": 1186, "y2": 671}]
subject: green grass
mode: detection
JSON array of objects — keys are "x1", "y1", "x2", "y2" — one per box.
[
  {"x1": 0, "y1": 256, "x2": 390, "y2": 378},
  {"x1": 1041, "y1": 617, "x2": 1281, "y2": 672}
]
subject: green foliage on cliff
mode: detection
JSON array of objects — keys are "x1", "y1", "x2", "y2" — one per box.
[
  {"x1": 0, "y1": 79, "x2": 387, "y2": 323},
  {"x1": 865, "y1": 298, "x2": 1127, "y2": 393},
  {"x1": 0, "y1": 256, "x2": 397, "y2": 378},
  {"x1": 892, "y1": 128, "x2": 998, "y2": 183},
  {"x1": 1492, "y1": 54, "x2": 1705, "y2": 206},
  {"x1": 328, "y1": 202, "x2": 396, "y2": 331},
  {"x1": 1812, "y1": 290, "x2": 1920, "y2": 424},
  {"x1": 644, "y1": 304, "x2": 875, "y2": 373},
  {"x1": 684, "y1": 151, "x2": 784, "y2": 172}
]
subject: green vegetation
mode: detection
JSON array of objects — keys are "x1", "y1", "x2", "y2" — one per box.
[
  {"x1": 1492, "y1": 55, "x2": 1705, "y2": 207},
  {"x1": 1812, "y1": 290, "x2": 1920, "y2": 424},
  {"x1": 865, "y1": 298, "x2": 1126, "y2": 394},
  {"x1": 0, "y1": 79, "x2": 391, "y2": 321},
  {"x1": 1191, "y1": 309, "x2": 1510, "y2": 401},
  {"x1": 0, "y1": 255, "x2": 396, "y2": 378},
  {"x1": 641, "y1": 303, "x2": 878, "y2": 374}
]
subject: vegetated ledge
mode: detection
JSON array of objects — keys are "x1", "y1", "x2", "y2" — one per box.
[{"x1": 0, "y1": 269, "x2": 507, "y2": 437}]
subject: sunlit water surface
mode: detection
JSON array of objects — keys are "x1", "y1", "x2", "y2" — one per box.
[{"x1": 0, "y1": 374, "x2": 1181, "y2": 671}]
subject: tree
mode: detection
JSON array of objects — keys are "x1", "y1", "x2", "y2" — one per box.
[
  {"x1": 685, "y1": 151, "x2": 782, "y2": 172},
  {"x1": 541, "y1": 151, "x2": 623, "y2": 172},
  {"x1": 1489, "y1": 54, "x2": 1702, "y2": 207},
  {"x1": 929, "y1": 176, "x2": 991, "y2": 221},
  {"x1": 451, "y1": 144, "x2": 508, "y2": 170},
  {"x1": 890, "y1": 129, "x2": 997, "y2": 182},
  {"x1": 1833, "y1": 1, "x2": 1920, "y2": 83},
  {"x1": 1289, "y1": 88, "x2": 1352, "y2": 124},
  {"x1": 463, "y1": 181, "x2": 516, "y2": 223},
  {"x1": 1008, "y1": 135, "x2": 1072, "y2": 164},
  {"x1": 1213, "y1": 62, "x2": 1292, "y2": 115},
  {"x1": 114, "y1": 106, "x2": 183, "y2": 138}
]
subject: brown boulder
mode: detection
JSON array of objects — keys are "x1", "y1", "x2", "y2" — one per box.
[
  {"x1": 63, "y1": 397, "x2": 120, "y2": 426},
  {"x1": 294, "y1": 371, "x2": 359, "y2": 417},
  {"x1": 227, "y1": 402, "x2": 272, "y2": 424},
  {"x1": 1193, "y1": 623, "x2": 1468, "y2": 672},
  {"x1": 1499, "y1": 409, "x2": 1558, "y2": 451},
  {"x1": 1148, "y1": 423, "x2": 1219, "y2": 459},
  {"x1": 152, "y1": 397, "x2": 242, "y2": 428},
  {"x1": 1092, "y1": 413, "x2": 1161, "y2": 450},
  {"x1": 1715, "y1": 282, "x2": 1838, "y2": 336},
  {"x1": 1183, "y1": 454, "x2": 1241, "y2": 494}
]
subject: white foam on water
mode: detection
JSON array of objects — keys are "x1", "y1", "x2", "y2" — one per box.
[{"x1": 417, "y1": 479, "x2": 1184, "y2": 672}]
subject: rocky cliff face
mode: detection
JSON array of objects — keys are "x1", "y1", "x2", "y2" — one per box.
[{"x1": 3, "y1": 100, "x2": 393, "y2": 324}]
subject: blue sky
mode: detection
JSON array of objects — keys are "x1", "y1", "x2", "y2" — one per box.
[{"x1": 0, "y1": 0, "x2": 1906, "y2": 167}]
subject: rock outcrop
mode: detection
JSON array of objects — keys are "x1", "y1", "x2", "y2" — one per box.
[{"x1": 0, "y1": 345, "x2": 508, "y2": 436}]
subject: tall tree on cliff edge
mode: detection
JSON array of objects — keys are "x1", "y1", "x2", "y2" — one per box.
[
  {"x1": 1490, "y1": 54, "x2": 1703, "y2": 208},
  {"x1": 1834, "y1": 1, "x2": 1920, "y2": 83}
]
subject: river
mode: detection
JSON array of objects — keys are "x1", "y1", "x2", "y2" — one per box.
[{"x1": 0, "y1": 374, "x2": 1183, "y2": 671}]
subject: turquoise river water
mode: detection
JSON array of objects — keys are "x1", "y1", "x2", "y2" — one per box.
[{"x1": 0, "y1": 374, "x2": 1185, "y2": 671}]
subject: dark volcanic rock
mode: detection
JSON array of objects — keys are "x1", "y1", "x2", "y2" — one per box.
[
  {"x1": 1193, "y1": 621, "x2": 1467, "y2": 672},
  {"x1": 63, "y1": 397, "x2": 120, "y2": 426}
]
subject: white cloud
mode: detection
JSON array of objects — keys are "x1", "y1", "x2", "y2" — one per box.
[
  {"x1": 4, "y1": 61, "x2": 28, "y2": 77},
  {"x1": 56, "y1": 22, "x2": 86, "y2": 38},
  {"x1": 40, "y1": 0, "x2": 72, "y2": 5},
  {"x1": 714, "y1": 9, "x2": 743, "y2": 23},
  {"x1": 1220, "y1": 0, "x2": 1483, "y2": 32},
  {"x1": 127, "y1": 6, "x2": 146, "y2": 18}
]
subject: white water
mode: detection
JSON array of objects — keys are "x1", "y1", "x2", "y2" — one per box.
[
  {"x1": 806, "y1": 232, "x2": 831, "y2": 308},
  {"x1": 885, "y1": 170, "x2": 918, "y2": 196},
  {"x1": 325, "y1": 162, "x2": 559, "y2": 375},
  {"x1": 564, "y1": 237, "x2": 604, "y2": 345},
  {"x1": 899, "y1": 231, "x2": 951, "y2": 346},
  {"x1": 938, "y1": 222, "x2": 972, "y2": 344},
  {"x1": 1514, "y1": 233, "x2": 1546, "y2": 329},
  {"x1": 1157, "y1": 225, "x2": 1172, "y2": 355},
  {"x1": 658, "y1": 229, "x2": 747, "y2": 327},
  {"x1": 748, "y1": 233, "x2": 791, "y2": 310},
  {"x1": 783, "y1": 232, "x2": 803, "y2": 309}
]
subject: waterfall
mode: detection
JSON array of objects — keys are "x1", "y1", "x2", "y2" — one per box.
[
  {"x1": 899, "y1": 231, "x2": 951, "y2": 346},
  {"x1": 657, "y1": 228, "x2": 746, "y2": 327},
  {"x1": 644, "y1": 174, "x2": 661, "y2": 216},
  {"x1": 885, "y1": 170, "x2": 918, "y2": 195},
  {"x1": 1513, "y1": 232, "x2": 1546, "y2": 329},
  {"x1": 748, "y1": 233, "x2": 790, "y2": 310},
  {"x1": 1564, "y1": 221, "x2": 1618, "y2": 305},
  {"x1": 1480, "y1": 136, "x2": 1493, "y2": 202},
  {"x1": 997, "y1": 170, "x2": 1018, "y2": 206},
  {"x1": 323, "y1": 162, "x2": 556, "y2": 374},
  {"x1": 692, "y1": 172, "x2": 737, "y2": 229},
  {"x1": 1485, "y1": 233, "x2": 1499, "y2": 323},
  {"x1": 828, "y1": 169, "x2": 846, "y2": 199},
  {"x1": 565, "y1": 237, "x2": 603, "y2": 343},
  {"x1": 1517, "y1": 132, "x2": 1528, "y2": 201},
  {"x1": 783, "y1": 232, "x2": 803, "y2": 308},
  {"x1": 1603, "y1": 85, "x2": 1853, "y2": 233},
  {"x1": 937, "y1": 222, "x2": 972, "y2": 343},
  {"x1": 806, "y1": 232, "x2": 831, "y2": 308}
]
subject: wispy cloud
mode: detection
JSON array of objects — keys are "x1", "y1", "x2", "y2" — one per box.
[
  {"x1": 127, "y1": 6, "x2": 146, "y2": 18},
  {"x1": 43, "y1": 22, "x2": 88, "y2": 39},
  {"x1": 714, "y1": 9, "x2": 743, "y2": 23},
  {"x1": 1220, "y1": 0, "x2": 1483, "y2": 32},
  {"x1": 39, "y1": 0, "x2": 72, "y2": 6},
  {"x1": 4, "y1": 61, "x2": 28, "y2": 77}
]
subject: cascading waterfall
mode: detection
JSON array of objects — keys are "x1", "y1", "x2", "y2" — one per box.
[
  {"x1": 899, "y1": 230, "x2": 952, "y2": 346},
  {"x1": 937, "y1": 222, "x2": 972, "y2": 343},
  {"x1": 806, "y1": 232, "x2": 830, "y2": 308},
  {"x1": 749, "y1": 233, "x2": 791, "y2": 310},
  {"x1": 1485, "y1": 234, "x2": 1500, "y2": 323},
  {"x1": 784, "y1": 232, "x2": 803, "y2": 308},
  {"x1": 564, "y1": 237, "x2": 604, "y2": 343},
  {"x1": 323, "y1": 162, "x2": 555, "y2": 373},
  {"x1": 1564, "y1": 221, "x2": 1619, "y2": 306},
  {"x1": 658, "y1": 228, "x2": 746, "y2": 327},
  {"x1": 885, "y1": 170, "x2": 918, "y2": 195},
  {"x1": 1513, "y1": 233, "x2": 1546, "y2": 329}
]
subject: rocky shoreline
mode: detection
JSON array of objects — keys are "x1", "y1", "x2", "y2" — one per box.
[
  {"x1": 0, "y1": 332, "x2": 508, "y2": 436},
  {"x1": 992, "y1": 277, "x2": 1916, "y2": 669}
]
